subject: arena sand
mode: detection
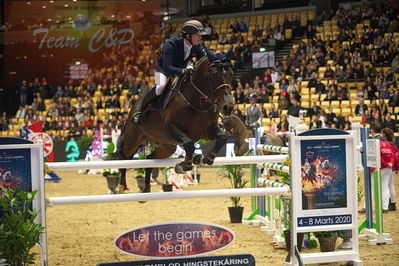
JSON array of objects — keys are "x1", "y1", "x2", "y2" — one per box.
[{"x1": 36, "y1": 168, "x2": 399, "y2": 265}]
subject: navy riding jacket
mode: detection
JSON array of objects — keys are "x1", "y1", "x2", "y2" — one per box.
[{"x1": 159, "y1": 36, "x2": 231, "y2": 77}]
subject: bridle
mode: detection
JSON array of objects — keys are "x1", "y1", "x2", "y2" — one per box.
[{"x1": 176, "y1": 63, "x2": 232, "y2": 114}]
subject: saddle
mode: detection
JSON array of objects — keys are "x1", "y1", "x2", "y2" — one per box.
[{"x1": 149, "y1": 73, "x2": 190, "y2": 111}]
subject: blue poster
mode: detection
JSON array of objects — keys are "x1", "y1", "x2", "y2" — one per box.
[
  {"x1": 300, "y1": 139, "x2": 347, "y2": 210},
  {"x1": 0, "y1": 148, "x2": 32, "y2": 193}
]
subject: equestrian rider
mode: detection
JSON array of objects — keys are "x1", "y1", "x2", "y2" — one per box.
[
  {"x1": 131, "y1": 19, "x2": 231, "y2": 125},
  {"x1": 245, "y1": 93, "x2": 262, "y2": 130}
]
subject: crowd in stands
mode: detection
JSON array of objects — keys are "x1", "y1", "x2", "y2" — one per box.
[
  {"x1": 228, "y1": 0, "x2": 399, "y2": 133},
  {"x1": 2, "y1": 0, "x2": 399, "y2": 141}
]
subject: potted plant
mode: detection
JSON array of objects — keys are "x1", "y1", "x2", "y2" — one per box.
[
  {"x1": 102, "y1": 143, "x2": 120, "y2": 194},
  {"x1": 0, "y1": 188, "x2": 45, "y2": 265},
  {"x1": 218, "y1": 164, "x2": 248, "y2": 223},
  {"x1": 314, "y1": 230, "x2": 339, "y2": 252},
  {"x1": 161, "y1": 167, "x2": 174, "y2": 192}
]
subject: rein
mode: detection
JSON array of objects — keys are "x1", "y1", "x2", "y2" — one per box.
[{"x1": 177, "y1": 72, "x2": 232, "y2": 114}]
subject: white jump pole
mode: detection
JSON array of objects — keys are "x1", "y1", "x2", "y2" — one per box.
[
  {"x1": 47, "y1": 187, "x2": 291, "y2": 206},
  {"x1": 46, "y1": 155, "x2": 289, "y2": 171}
]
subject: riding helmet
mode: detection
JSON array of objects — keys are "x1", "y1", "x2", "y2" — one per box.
[
  {"x1": 249, "y1": 93, "x2": 257, "y2": 99},
  {"x1": 182, "y1": 20, "x2": 207, "y2": 35}
]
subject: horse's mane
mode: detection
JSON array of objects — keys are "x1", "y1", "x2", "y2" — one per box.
[
  {"x1": 193, "y1": 56, "x2": 209, "y2": 80},
  {"x1": 230, "y1": 114, "x2": 250, "y2": 133}
]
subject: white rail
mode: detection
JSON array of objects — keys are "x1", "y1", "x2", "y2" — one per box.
[
  {"x1": 46, "y1": 187, "x2": 291, "y2": 206},
  {"x1": 46, "y1": 155, "x2": 289, "y2": 170}
]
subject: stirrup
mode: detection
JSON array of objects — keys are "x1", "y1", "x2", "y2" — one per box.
[{"x1": 131, "y1": 112, "x2": 143, "y2": 125}]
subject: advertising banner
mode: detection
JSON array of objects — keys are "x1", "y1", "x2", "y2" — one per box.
[
  {"x1": 97, "y1": 254, "x2": 255, "y2": 266},
  {"x1": 300, "y1": 139, "x2": 347, "y2": 210},
  {"x1": 4, "y1": 1, "x2": 160, "y2": 85},
  {"x1": 290, "y1": 129, "x2": 357, "y2": 233},
  {"x1": 114, "y1": 222, "x2": 235, "y2": 259}
]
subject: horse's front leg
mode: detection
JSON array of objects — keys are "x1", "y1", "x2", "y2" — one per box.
[
  {"x1": 203, "y1": 125, "x2": 227, "y2": 165},
  {"x1": 175, "y1": 142, "x2": 195, "y2": 174}
]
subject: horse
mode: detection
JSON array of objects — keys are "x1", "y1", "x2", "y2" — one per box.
[
  {"x1": 115, "y1": 57, "x2": 234, "y2": 193},
  {"x1": 221, "y1": 114, "x2": 286, "y2": 156}
]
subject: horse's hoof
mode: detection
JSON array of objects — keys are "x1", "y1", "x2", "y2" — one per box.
[
  {"x1": 192, "y1": 154, "x2": 203, "y2": 165},
  {"x1": 202, "y1": 156, "x2": 215, "y2": 165},
  {"x1": 117, "y1": 184, "x2": 125, "y2": 194},
  {"x1": 175, "y1": 163, "x2": 185, "y2": 174},
  {"x1": 182, "y1": 162, "x2": 193, "y2": 171},
  {"x1": 140, "y1": 184, "x2": 151, "y2": 193}
]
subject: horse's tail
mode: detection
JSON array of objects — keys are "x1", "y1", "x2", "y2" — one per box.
[{"x1": 114, "y1": 121, "x2": 128, "y2": 160}]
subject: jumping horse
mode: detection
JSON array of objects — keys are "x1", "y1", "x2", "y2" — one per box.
[
  {"x1": 116, "y1": 57, "x2": 234, "y2": 193},
  {"x1": 221, "y1": 114, "x2": 286, "y2": 156}
]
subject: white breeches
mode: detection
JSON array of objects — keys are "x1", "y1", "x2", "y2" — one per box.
[
  {"x1": 155, "y1": 71, "x2": 168, "y2": 96},
  {"x1": 381, "y1": 168, "x2": 393, "y2": 210},
  {"x1": 389, "y1": 171, "x2": 396, "y2": 203}
]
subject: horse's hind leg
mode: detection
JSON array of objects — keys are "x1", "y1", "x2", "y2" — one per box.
[
  {"x1": 142, "y1": 144, "x2": 176, "y2": 193},
  {"x1": 116, "y1": 124, "x2": 144, "y2": 193},
  {"x1": 203, "y1": 124, "x2": 227, "y2": 165}
]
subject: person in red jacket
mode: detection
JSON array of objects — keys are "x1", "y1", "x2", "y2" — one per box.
[
  {"x1": 382, "y1": 128, "x2": 398, "y2": 211},
  {"x1": 370, "y1": 124, "x2": 394, "y2": 211}
]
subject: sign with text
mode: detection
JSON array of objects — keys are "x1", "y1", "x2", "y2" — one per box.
[
  {"x1": 4, "y1": 1, "x2": 160, "y2": 84},
  {"x1": 114, "y1": 222, "x2": 235, "y2": 259},
  {"x1": 366, "y1": 139, "x2": 380, "y2": 168},
  {"x1": 290, "y1": 129, "x2": 357, "y2": 234},
  {"x1": 252, "y1": 51, "x2": 275, "y2": 68},
  {"x1": 97, "y1": 254, "x2": 255, "y2": 266},
  {"x1": 300, "y1": 139, "x2": 347, "y2": 210}
]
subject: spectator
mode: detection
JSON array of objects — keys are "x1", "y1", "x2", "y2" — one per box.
[
  {"x1": 308, "y1": 101, "x2": 322, "y2": 117},
  {"x1": 391, "y1": 54, "x2": 399, "y2": 72},
  {"x1": 382, "y1": 112, "x2": 397, "y2": 132},
  {"x1": 233, "y1": 86, "x2": 245, "y2": 104},
  {"x1": 362, "y1": 109, "x2": 372, "y2": 124},
  {"x1": 388, "y1": 89, "x2": 399, "y2": 107},
  {"x1": 370, "y1": 124, "x2": 394, "y2": 212},
  {"x1": 0, "y1": 112, "x2": 9, "y2": 131},
  {"x1": 309, "y1": 114, "x2": 322, "y2": 129},
  {"x1": 218, "y1": 32, "x2": 229, "y2": 44},
  {"x1": 277, "y1": 115, "x2": 289, "y2": 132},
  {"x1": 355, "y1": 99, "x2": 369, "y2": 116},
  {"x1": 268, "y1": 103, "x2": 279, "y2": 118},
  {"x1": 315, "y1": 79, "x2": 326, "y2": 94},
  {"x1": 252, "y1": 25, "x2": 263, "y2": 38},
  {"x1": 334, "y1": 64, "x2": 345, "y2": 81},
  {"x1": 288, "y1": 99, "x2": 301, "y2": 117},
  {"x1": 323, "y1": 64, "x2": 335, "y2": 80},
  {"x1": 18, "y1": 80, "x2": 29, "y2": 107},
  {"x1": 239, "y1": 20, "x2": 248, "y2": 33}
]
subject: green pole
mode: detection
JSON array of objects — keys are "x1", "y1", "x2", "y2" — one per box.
[
  {"x1": 373, "y1": 170, "x2": 383, "y2": 233},
  {"x1": 250, "y1": 164, "x2": 257, "y2": 212}
]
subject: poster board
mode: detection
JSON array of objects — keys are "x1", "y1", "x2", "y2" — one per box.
[
  {"x1": 288, "y1": 129, "x2": 361, "y2": 265},
  {"x1": 0, "y1": 137, "x2": 47, "y2": 265}
]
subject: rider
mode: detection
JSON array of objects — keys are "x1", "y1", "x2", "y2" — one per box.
[{"x1": 131, "y1": 19, "x2": 231, "y2": 125}]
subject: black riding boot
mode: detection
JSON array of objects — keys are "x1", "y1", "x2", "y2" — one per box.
[{"x1": 131, "y1": 88, "x2": 158, "y2": 125}]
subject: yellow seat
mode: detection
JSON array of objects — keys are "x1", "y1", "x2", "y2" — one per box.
[{"x1": 321, "y1": 101, "x2": 330, "y2": 109}]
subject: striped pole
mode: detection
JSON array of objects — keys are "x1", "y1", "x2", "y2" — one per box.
[
  {"x1": 257, "y1": 144, "x2": 289, "y2": 154},
  {"x1": 260, "y1": 162, "x2": 290, "y2": 173},
  {"x1": 257, "y1": 178, "x2": 289, "y2": 188}
]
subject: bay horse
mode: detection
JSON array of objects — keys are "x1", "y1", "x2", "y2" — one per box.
[
  {"x1": 116, "y1": 57, "x2": 234, "y2": 193},
  {"x1": 221, "y1": 114, "x2": 286, "y2": 156}
]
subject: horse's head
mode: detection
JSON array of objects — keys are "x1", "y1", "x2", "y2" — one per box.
[
  {"x1": 192, "y1": 57, "x2": 234, "y2": 101},
  {"x1": 221, "y1": 115, "x2": 234, "y2": 132}
]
